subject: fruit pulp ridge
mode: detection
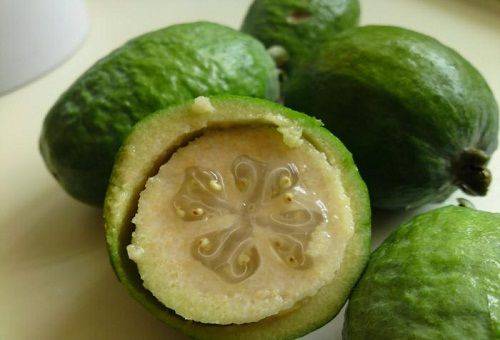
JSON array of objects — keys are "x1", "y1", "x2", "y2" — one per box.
[{"x1": 174, "y1": 154, "x2": 329, "y2": 283}]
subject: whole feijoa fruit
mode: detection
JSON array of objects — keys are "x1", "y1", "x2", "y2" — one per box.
[
  {"x1": 105, "y1": 95, "x2": 370, "y2": 339},
  {"x1": 241, "y1": 0, "x2": 360, "y2": 70},
  {"x1": 284, "y1": 25, "x2": 498, "y2": 209},
  {"x1": 344, "y1": 205, "x2": 500, "y2": 339},
  {"x1": 40, "y1": 22, "x2": 279, "y2": 206}
]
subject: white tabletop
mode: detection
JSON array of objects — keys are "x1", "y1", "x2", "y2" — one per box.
[{"x1": 1, "y1": 0, "x2": 499, "y2": 339}]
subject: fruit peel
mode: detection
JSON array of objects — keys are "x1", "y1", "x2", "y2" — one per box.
[
  {"x1": 344, "y1": 205, "x2": 500, "y2": 340},
  {"x1": 40, "y1": 22, "x2": 279, "y2": 206},
  {"x1": 284, "y1": 25, "x2": 499, "y2": 209}
]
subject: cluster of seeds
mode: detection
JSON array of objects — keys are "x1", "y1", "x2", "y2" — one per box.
[{"x1": 172, "y1": 155, "x2": 326, "y2": 283}]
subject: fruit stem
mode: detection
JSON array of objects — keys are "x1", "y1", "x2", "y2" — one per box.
[{"x1": 453, "y1": 148, "x2": 492, "y2": 196}]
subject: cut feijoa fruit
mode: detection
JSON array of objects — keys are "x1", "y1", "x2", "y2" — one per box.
[
  {"x1": 284, "y1": 25, "x2": 499, "y2": 209},
  {"x1": 40, "y1": 22, "x2": 279, "y2": 206},
  {"x1": 344, "y1": 205, "x2": 500, "y2": 339},
  {"x1": 104, "y1": 95, "x2": 370, "y2": 339}
]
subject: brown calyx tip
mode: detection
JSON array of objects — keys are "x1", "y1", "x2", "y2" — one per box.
[
  {"x1": 287, "y1": 9, "x2": 312, "y2": 24},
  {"x1": 453, "y1": 148, "x2": 492, "y2": 196}
]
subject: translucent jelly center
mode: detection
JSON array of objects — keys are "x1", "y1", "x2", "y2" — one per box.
[{"x1": 173, "y1": 155, "x2": 327, "y2": 283}]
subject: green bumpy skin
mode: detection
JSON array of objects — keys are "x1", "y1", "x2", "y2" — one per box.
[
  {"x1": 284, "y1": 25, "x2": 499, "y2": 209},
  {"x1": 104, "y1": 95, "x2": 371, "y2": 339},
  {"x1": 39, "y1": 22, "x2": 279, "y2": 206},
  {"x1": 344, "y1": 206, "x2": 500, "y2": 339},
  {"x1": 241, "y1": 0, "x2": 360, "y2": 69}
]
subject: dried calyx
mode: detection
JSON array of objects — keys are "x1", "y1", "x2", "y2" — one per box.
[{"x1": 454, "y1": 148, "x2": 492, "y2": 196}]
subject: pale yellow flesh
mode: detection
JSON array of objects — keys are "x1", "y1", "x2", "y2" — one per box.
[{"x1": 129, "y1": 126, "x2": 354, "y2": 325}]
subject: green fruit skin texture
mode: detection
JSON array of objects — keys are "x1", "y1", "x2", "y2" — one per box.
[
  {"x1": 344, "y1": 206, "x2": 500, "y2": 339},
  {"x1": 39, "y1": 22, "x2": 279, "y2": 206},
  {"x1": 241, "y1": 0, "x2": 360, "y2": 67},
  {"x1": 104, "y1": 95, "x2": 371, "y2": 339},
  {"x1": 284, "y1": 25, "x2": 499, "y2": 209}
]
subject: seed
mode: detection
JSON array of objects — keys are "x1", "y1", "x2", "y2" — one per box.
[
  {"x1": 279, "y1": 175, "x2": 292, "y2": 189},
  {"x1": 209, "y1": 179, "x2": 222, "y2": 191},
  {"x1": 238, "y1": 253, "x2": 250, "y2": 265},
  {"x1": 192, "y1": 207, "x2": 204, "y2": 216},
  {"x1": 199, "y1": 238, "x2": 210, "y2": 248},
  {"x1": 284, "y1": 193, "x2": 294, "y2": 203}
]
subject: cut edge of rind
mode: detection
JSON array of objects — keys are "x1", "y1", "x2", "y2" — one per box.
[{"x1": 103, "y1": 95, "x2": 371, "y2": 339}]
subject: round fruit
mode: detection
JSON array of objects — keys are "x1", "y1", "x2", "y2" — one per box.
[
  {"x1": 344, "y1": 205, "x2": 500, "y2": 339},
  {"x1": 284, "y1": 25, "x2": 499, "y2": 209},
  {"x1": 40, "y1": 22, "x2": 279, "y2": 206},
  {"x1": 105, "y1": 95, "x2": 371, "y2": 338},
  {"x1": 241, "y1": 0, "x2": 360, "y2": 70}
]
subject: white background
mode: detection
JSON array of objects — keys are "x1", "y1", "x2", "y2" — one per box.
[{"x1": 1, "y1": 0, "x2": 499, "y2": 339}]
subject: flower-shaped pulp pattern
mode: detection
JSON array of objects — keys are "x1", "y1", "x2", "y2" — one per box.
[{"x1": 173, "y1": 155, "x2": 328, "y2": 283}]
